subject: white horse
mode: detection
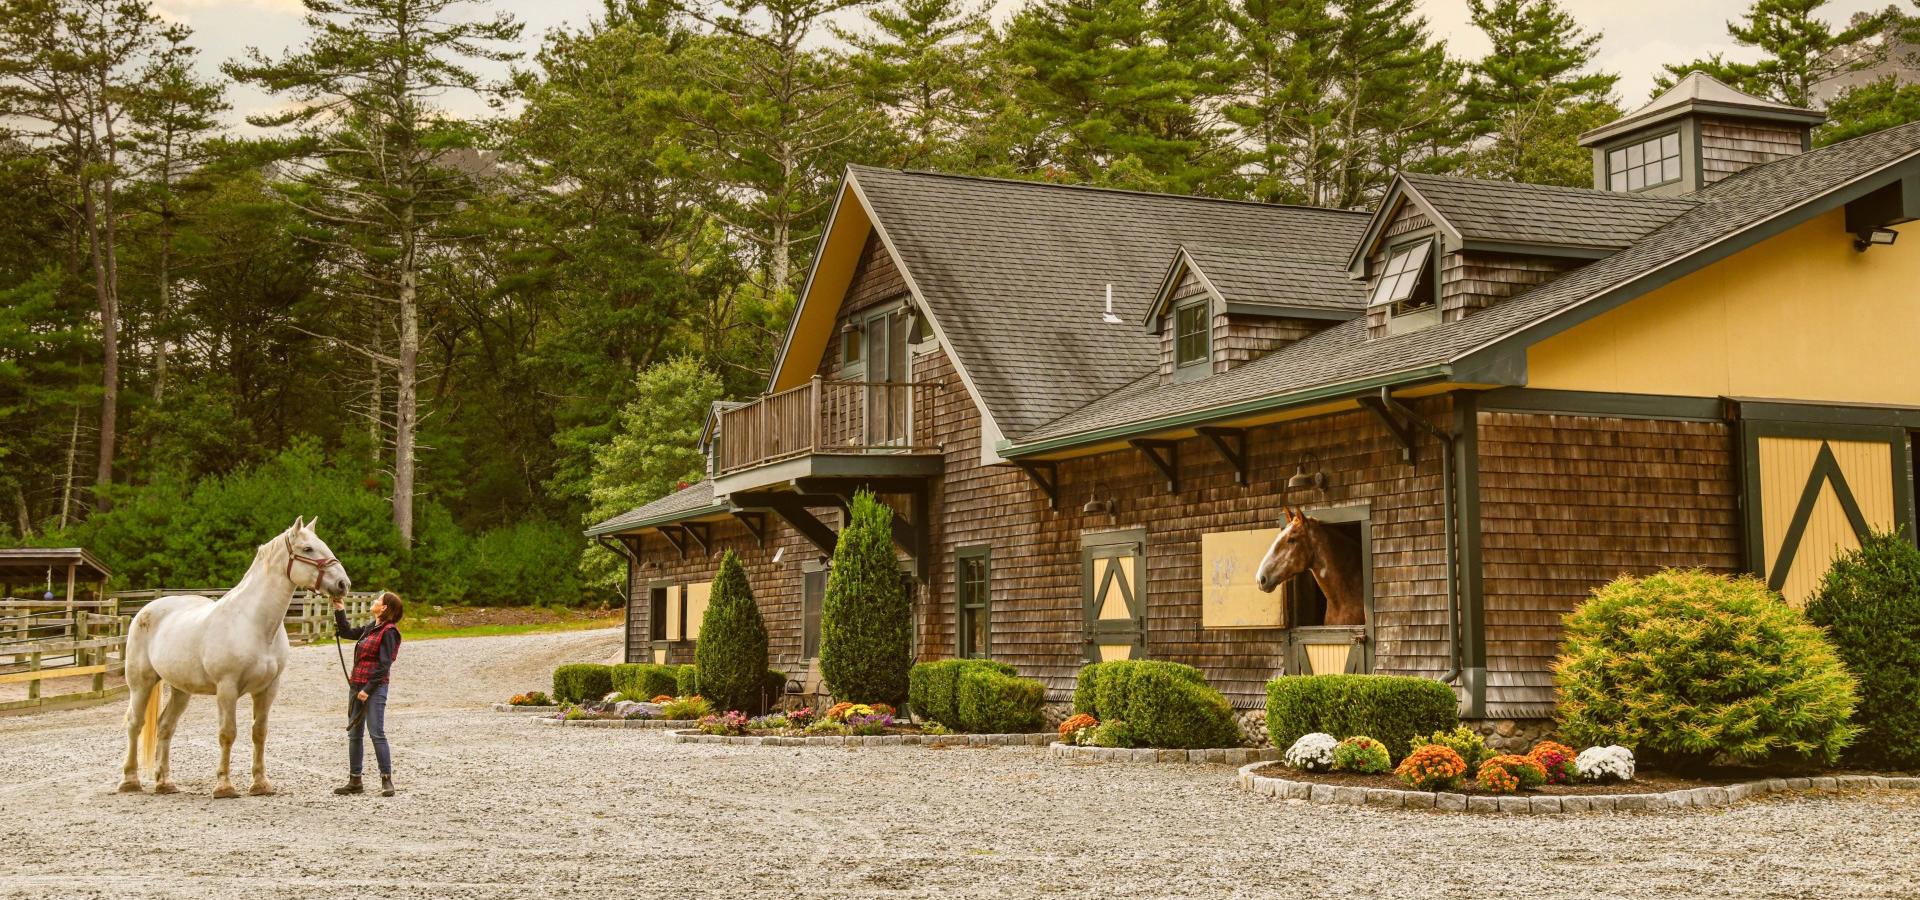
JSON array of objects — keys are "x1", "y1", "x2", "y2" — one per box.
[{"x1": 119, "y1": 518, "x2": 352, "y2": 797}]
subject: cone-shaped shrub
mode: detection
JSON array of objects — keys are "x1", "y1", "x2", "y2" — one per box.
[
  {"x1": 1805, "y1": 531, "x2": 1920, "y2": 769},
  {"x1": 1555, "y1": 569, "x2": 1859, "y2": 770},
  {"x1": 820, "y1": 490, "x2": 912, "y2": 705},
  {"x1": 694, "y1": 550, "x2": 770, "y2": 714}
]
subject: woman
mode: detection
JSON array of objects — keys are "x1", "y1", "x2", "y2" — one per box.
[{"x1": 331, "y1": 590, "x2": 403, "y2": 797}]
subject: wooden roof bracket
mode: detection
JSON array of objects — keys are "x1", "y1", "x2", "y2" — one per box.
[
  {"x1": 1358, "y1": 393, "x2": 1419, "y2": 463},
  {"x1": 1129, "y1": 439, "x2": 1180, "y2": 493},
  {"x1": 730, "y1": 510, "x2": 767, "y2": 547},
  {"x1": 732, "y1": 492, "x2": 841, "y2": 555},
  {"x1": 658, "y1": 525, "x2": 688, "y2": 558},
  {"x1": 682, "y1": 522, "x2": 711, "y2": 556},
  {"x1": 1195, "y1": 427, "x2": 1248, "y2": 484},
  {"x1": 1015, "y1": 461, "x2": 1060, "y2": 509}
]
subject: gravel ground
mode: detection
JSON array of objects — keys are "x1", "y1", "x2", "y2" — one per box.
[{"x1": 2, "y1": 629, "x2": 1918, "y2": 900}]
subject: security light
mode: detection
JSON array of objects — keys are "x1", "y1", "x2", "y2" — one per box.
[{"x1": 1854, "y1": 228, "x2": 1899, "y2": 251}]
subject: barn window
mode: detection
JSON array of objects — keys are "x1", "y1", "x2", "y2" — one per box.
[
  {"x1": 802, "y1": 566, "x2": 826, "y2": 659},
  {"x1": 648, "y1": 586, "x2": 669, "y2": 642},
  {"x1": 1607, "y1": 130, "x2": 1682, "y2": 192},
  {"x1": 1370, "y1": 240, "x2": 1436, "y2": 314},
  {"x1": 1174, "y1": 301, "x2": 1209, "y2": 369},
  {"x1": 956, "y1": 546, "x2": 991, "y2": 658}
]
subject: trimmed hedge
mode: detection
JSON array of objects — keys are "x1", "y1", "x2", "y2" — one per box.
[
  {"x1": 694, "y1": 550, "x2": 771, "y2": 714},
  {"x1": 909, "y1": 659, "x2": 1017, "y2": 726},
  {"x1": 1807, "y1": 531, "x2": 1920, "y2": 769},
  {"x1": 819, "y1": 491, "x2": 914, "y2": 705},
  {"x1": 956, "y1": 668, "x2": 1046, "y2": 733},
  {"x1": 1265, "y1": 674, "x2": 1457, "y2": 761},
  {"x1": 611, "y1": 663, "x2": 679, "y2": 700},
  {"x1": 1073, "y1": 660, "x2": 1240, "y2": 749},
  {"x1": 675, "y1": 664, "x2": 698, "y2": 697},
  {"x1": 552, "y1": 664, "x2": 614, "y2": 704},
  {"x1": 1556, "y1": 569, "x2": 1858, "y2": 769}
]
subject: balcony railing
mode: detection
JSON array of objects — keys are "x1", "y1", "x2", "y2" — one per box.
[{"x1": 715, "y1": 376, "x2": 943, "y2": 476}]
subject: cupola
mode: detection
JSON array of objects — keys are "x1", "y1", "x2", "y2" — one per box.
[{"x1": 1579, "y1": 72, "x2": 1825, "y2": 196}]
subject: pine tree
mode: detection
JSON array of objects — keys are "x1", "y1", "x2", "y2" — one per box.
[
  {"x1": 226, "y1": 0, "x2": 523, "y2": 547},
  {"x1": 838, "y1": 0, "x2": 995, "y2": 169},
  {"x1": 1820, "y1": 75, "x2": 1920, "y2": 145},
  {"x1": 695, "y1": 550, "x2": 772, "y2": 714},
  {"x1": 1459, "y1": 0, "x2": 1618, "y2": 186},
  {"x1": 1658, "y1": 0, "x2": 1892, "y2": 106},
  {"x1": 1001, "y1": 0, "x2": 1240, "y2": 194},
  {"x1": 819, "y1": 490, "x2": 913, "y2": 706}
]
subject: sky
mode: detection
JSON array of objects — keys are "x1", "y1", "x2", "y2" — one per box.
[{"x1": 154, "y1": 0, "x2": 1897, "y2": 132}]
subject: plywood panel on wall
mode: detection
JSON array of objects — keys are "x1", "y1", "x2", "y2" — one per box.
[{"x1": 1200, "y1": 528, "x2": 1285, "y2": 628}]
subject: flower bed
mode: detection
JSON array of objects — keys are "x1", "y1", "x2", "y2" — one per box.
[
  {"x1": 493, "y1": 703, "x2": 562, "y2": 714},
  {"x1": 667, "y1": 729, "x2": 1053, "y2": 747},
  {"x1": 536, "y1": 717, "x2": 697, "y2": 729},
  {"x1": 1048, "y1": 742, "x2": 1278, "y2": 766},
  {"x1": 1237, "y1": 762, "x2": 1920, "y2": 813},
  {"x1": 675, "y1": 701, "x2": 1053, "y2": 745}
]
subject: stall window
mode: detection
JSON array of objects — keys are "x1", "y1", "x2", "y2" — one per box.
[
  {"x1": 956, "y1": 546, "x2": 991, "y2": 658},
  {"x1": 802, "y1": 567, "x2": 827, "y2": 659}
]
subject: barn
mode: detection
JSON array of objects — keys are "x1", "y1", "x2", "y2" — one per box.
[{"x1": 588, "y1": 74, "x2": 1920, "y2": 735}]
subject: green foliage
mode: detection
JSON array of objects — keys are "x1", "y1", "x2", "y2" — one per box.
[
  {"x1": 1264, "y1": 674, "x2": 1458, "y2": 761},
  {"x1": 461, "y1": 519, "x2": 585, "y2": 606},
  {"x1": 1331, "y1": 736, "x2": 1392, "y2": 774},
  {"x1": 1656, "y1": 0, "x2": 1892, "y2": 107},
  {"x1": 766, "y1": 669, "x2": 790, "y2": 705},
  {"x1": 1089, "y1": 718, "x2": 1135, "y2": 748},
  {"x1": 1806, "y1": 531, "x2": 1920, "y2": 769},
  {"x1": 675, "y1": 664, "x2": 699, "y2": 698},
  {"x1": 955, "y1": 669, "x2": 1046, "y2": 733},
  {"x1": 661, "y1": 695, "x2": 714, "y2": 720},
  {"x1": 1423, "y1": 725, "x2": 1497, "y2": 770},
  {"x1": 1556, "y1": 569, "x2": 1860, "y2": 769},
  {"x1": 1819, "y1": 76, "x2": 1920, "y2": 146},
  {"x1": 552, "y1": 664, "x2": 615, "y2": 703},
  {"x1": 611, "y1": 663, "x2": 680, "y2": 700},
  {"x1": 910, "y1": 659, "x2": 1017, "y2": 726},
  {"x1": 694, "y1": 551, "x2": 771, "y2": 714},
  {"x1": 1073, "y1": 660, "x2": 1241, "y2": 749},
  {"x1": 819, "y1": 491, "x2": 913, "y2": 705},
  {"x1": 1457, "y1": 0, "x2": 1620, "y2": 186}
]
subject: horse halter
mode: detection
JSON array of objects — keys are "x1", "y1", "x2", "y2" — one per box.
[{"x1": 284, "y1": 535, "x2": 338, "y2": 591}]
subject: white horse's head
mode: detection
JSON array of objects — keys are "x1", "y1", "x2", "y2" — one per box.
[{"x1": 284, "y1": 516, "x2": 352, "y2": 598}]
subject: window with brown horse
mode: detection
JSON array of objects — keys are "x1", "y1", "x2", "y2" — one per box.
[{"x1": 1254, "y1": 507, "x2": 1365, "y2": 627}]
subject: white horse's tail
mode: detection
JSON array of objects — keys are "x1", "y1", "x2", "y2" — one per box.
[{"x1": 139, "y1": 686, "x2": 162, "y2": 776}]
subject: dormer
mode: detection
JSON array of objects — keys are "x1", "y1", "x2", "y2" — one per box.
[
  {"x1": 1579, "y1": 72, "x2": 1825, "y2": 196},
  {"x1": 1350, "y1": 174, "x2": 1696, "y2": 340},
  {"x1": 1144, "y1": 246, "x2": 1360, "y2": 382}
]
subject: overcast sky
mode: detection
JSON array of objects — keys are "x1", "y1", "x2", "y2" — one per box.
[{"x1": 155, "y1": 0, "x2": 1895, "y2": 132}]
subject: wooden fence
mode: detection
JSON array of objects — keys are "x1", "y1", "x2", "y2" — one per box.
[{"x1": 0, "y1": 590, "x2": 380, "y2": 715}]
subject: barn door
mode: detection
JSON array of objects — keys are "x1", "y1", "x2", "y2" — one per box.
[
  {"x1": 1742, "y1": 420, "x2": 1916, "y2": 606},
  {"x1": 1083, "y1": 531, "x2": 1146, "y2": 662}
]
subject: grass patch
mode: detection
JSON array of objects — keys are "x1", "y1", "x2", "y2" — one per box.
[{"x1": 395, "y1": 605, "x2": 622, "y2": 642}]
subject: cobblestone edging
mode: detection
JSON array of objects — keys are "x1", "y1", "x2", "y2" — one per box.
[
  {"x1": 533, "y1": 717, "x2": 699, "y2": 729},
  {"x1": 666, "y1": 730, "x2": 1055, "y2": 747},
  {"x1": 1049, "y1": 742, "x2": 1280, "y2": 766},
  {"x1": 493, "y1": 704, "x2": 562, "y2": 714},
  {"x1": 1236, "y1": 763, "x2": 1920, "y2": 813}
]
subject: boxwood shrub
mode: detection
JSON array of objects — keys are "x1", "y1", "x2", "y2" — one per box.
[
  {"x1": 675, "y1": 664, "x2": 698, "y2": 697},
  {"x1": 909, "y1": 659, "x2": 1016, "y2": 726},
  {"x1": 1557, "y1": 569, "x2": 1859, "y2": 769},
  {"x1": 694, "y1": 550, "x2": 771, "y2": 714},
  {"x1": 1074, "y1": 660, "x2": 1240, "y2": 749},
  {"x1": 1806, "y1": 531, "x2": 1920, "y2": 770},
  {"x1": 956, "y1": 668, "x2": 1045, "y2": 733},
  {"x1": 611, "y1": 663, "x2": 679, "y2": 700},
  {"x1": 552, "y1": 663, "x2": 614, "y2": 704},
  {"x1": 1265, "y1": 674, "x2": 1457, "y2": 761}
]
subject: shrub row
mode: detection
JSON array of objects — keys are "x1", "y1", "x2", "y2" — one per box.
[
  {"x1": 957, "y1": 669, "x2": 1046, "y2": 733},
  {"x1": 552, "y1": 664, "x2": 614, "y2": 704},
  {"x1": 1265, "y1": 674, "x2": 1456, "y2": 761},
  {"x1": 1074, "y1": 660, "x2": 1241, "y2": 749},
  {"x1": 909, "y1": 659, "x2": 1016, "y2": 726}
]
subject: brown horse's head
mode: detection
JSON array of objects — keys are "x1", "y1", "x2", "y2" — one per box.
[{"x1": 1256, "y1": 507, "x2": 1311, "y2": 593}]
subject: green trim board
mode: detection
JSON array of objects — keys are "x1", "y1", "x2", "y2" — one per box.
[
  {"x1": 585, "y1": 502, "x2": 730, "y2": 538},
  {"x1": 1222, "y1": 302, "x2": 1358, "y2": 321},
  {"x1": 1730, "y1": 398, "x2": 1920, "y2": 429},
  {"x1": 1452, "y1": 391, "x2": 1485, "y2": 718},
  {"x1": 1476, "y1": 387, "x2": 1725, "y2": 422},
  {"x1": 710, "y1": 451, "x2": 943, "y2": 497}
]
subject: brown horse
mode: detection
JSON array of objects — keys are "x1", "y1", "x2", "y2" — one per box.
[{"x1": 1254, "y1": 507, "x2": 1365, "y2": 627}]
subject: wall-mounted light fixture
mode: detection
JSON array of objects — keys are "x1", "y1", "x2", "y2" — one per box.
[
  {"x1": 1082, "y1": 481, "x2": 1116, "y2": 516},
  {"x1": 1287, "y1": 453, "x2": 1327, "y2": 492},
  {"x1": 1855, "y1": 228, "x2": 1899, "y2": 252}
]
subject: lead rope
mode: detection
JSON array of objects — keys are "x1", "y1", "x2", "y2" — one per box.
[{"x1": 333, "y1": 605, "x2": 366, "y2": 732}]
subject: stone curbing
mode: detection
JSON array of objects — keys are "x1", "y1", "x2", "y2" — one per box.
[
  {"x1": 493, "y1": 703, "x2": 562, "y2": 714},
  {"x1": 534, "y1": 717, "x2": 698, "y2": 729},
  {"x1": 1235, "y1": 762, "x2": 1920, "y2": 813},
  {"x1": 666, "y1": 730, "x2": 1055, "y2": 747},
  {"x1": 1049, "y1": 742, "x2": 1279, "y2": 766}
]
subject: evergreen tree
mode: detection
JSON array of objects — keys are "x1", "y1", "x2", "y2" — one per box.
[
  {"x1": 226, "y1": 0, "x2": 523, "y2": 547},
  {"x1": 1658, "y1": 0, "x2": 1892, "y2": 106},
  {"x1": 1002, "y1": 0, "x2": 1240, "y2": 194},
  {"x1": 695, "y1": 550, "x2": 771, "y2": 714},
  {"x1": 838, "y1": 0, "x2": 995, "y2": 169},
  {"x1": 1459, "y1": 0, "x2": 1618, "y2": 186},
  {"x1": 819, "y1": 490, "x2": 912, "y2": 706},
  {"x1": 1820, "y1": 75, "x2": 1920, "y2": 145}
]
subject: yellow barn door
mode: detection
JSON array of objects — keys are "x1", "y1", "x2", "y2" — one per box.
[{"x1": 1742, "y1": 419, "x2": 1915, "y2": 606}]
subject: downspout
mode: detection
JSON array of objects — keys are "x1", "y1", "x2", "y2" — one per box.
[
  {"x1": 1377, "y1": 388, "x2": 1462, "y2": 687},
  {"x1": 597, "y1": 535, "x2": 638, "y2": 662}
]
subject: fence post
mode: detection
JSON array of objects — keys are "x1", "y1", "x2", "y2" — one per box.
[{"x1": 27, "y1": 650, "x2": 40, "y2": 702}]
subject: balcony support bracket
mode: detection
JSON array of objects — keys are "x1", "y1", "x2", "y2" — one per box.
[{"x1": 683, "y1": 522, "x2": 711, "y2": 556}]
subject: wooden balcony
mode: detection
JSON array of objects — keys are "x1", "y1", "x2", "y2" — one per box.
[{"x1": 715, "y1": 376, "x2": 943, "y2": 479}]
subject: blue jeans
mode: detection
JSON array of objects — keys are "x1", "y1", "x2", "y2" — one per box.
[{"x1": 347, "y1": 681, "x2": 391, "y2": 776}]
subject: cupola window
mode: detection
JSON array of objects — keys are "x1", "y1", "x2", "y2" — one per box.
[{"x1": 1607, "y1": 131, "x2": 1681, "y2": 192}]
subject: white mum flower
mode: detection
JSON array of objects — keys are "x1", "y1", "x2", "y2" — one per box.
[
  {"x1": 1575, "y1": 745, "x2": 1635, "y2": 782},
  {"x1": 1285, "y1": 732, "x2": 1339, "y2": 772}
]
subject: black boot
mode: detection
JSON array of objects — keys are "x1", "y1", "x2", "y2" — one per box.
[
  {"x1": 380, "y1": 775, "x2": 395, "y2": 797},
  {"x1": 333, "y1": 776, "x2": 363, "y2": 795}
]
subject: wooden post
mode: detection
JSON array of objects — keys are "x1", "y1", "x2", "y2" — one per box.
[
  {"x1": 810, "y1": 375, "x2": 823, "y2": 454},
  {"x1": 26, "y1": 651, "x2": 39, "y2": 701},
  {"x1": 64, "y1": 563, "x2": 76, "y2": 617}
]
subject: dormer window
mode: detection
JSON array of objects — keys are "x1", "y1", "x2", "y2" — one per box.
[
  {"x1": 1174, "y1": 300, "x2": 1210, "y2": 374},
  {"x1": 1607, "y1": 131, "x2": 1681, "y2": 192},
  {"x1": 1369, "y1": 239, "x2": 1439, "y2": 335}
]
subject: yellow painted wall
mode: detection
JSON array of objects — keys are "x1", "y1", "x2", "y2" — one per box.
[
  {"x1": 1527, "y1": 211, "x2": 1920, "y2": 404},
  {"x1": 771, "y1": 184, "x2": 874, "y2": 392}
]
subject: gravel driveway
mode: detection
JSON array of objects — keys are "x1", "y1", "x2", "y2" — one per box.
[{"x1": 1, "y1": 628, "x2": 1916, "y2": 899}]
